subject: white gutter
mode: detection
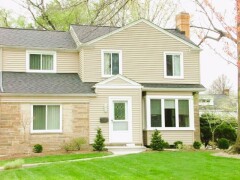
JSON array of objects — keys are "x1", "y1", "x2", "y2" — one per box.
[
  {"x1": 0, "y1": 45, "x2": 78, "y2": 53},
  {"x1": 1, "y1": 93, "x2": 96, "y2": 97},
  {"x1": 143, "y1": 87, "x2": 206, "y2": 92}
]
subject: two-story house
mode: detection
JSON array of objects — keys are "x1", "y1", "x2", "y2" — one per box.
[{"x1": 0, "y1": 12, "x2": 205, "y2": 154}]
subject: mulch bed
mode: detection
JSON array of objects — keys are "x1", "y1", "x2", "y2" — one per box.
[{"x1": 0, "y1": 150, "x2": 94, "y2": 161}]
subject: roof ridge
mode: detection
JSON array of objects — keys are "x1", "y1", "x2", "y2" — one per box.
[
  {"x1": 71, "y1": 24, "x2": 120, "y2": 28},
  {"x1": 0, "y1": 26, "x2": 67, "y2": 32},
  {"x1": 164, "y1": 28, "x2": 177, "y2": 30}
]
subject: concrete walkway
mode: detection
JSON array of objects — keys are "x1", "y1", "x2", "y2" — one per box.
[{"x1": 0, "y1": 154, "x2": 124, "y2": 171}]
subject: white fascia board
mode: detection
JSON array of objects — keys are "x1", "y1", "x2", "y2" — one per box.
[
  {"x1": 0, "y1": 45, "x2": 78, "y2": 52},
  {"x1": 0, "y1": 93, "x2": 96, "y2": 97},
  {"x1": 94, "y1": 74, "x2": 142, "y2": 87},
  {"x1": 143, "y1": 87, "x2": 206, "y2": 92}
]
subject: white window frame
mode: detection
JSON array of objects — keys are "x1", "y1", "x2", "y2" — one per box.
[
  {"x1": 31, "y1": 104, "x2": 62, "y2": 133},
  {"x1": 101, "y1": 49, "x2": 122, "y2": 78},
  {"x1": 146, "y1": 95, "x2": 194, "y2": 130},
  {"x1": 164, "y1": 52, "x2": 184, "y2": 79},
  {"x1": 26, "y1": 50, "x2": 57, "y2": 73}
]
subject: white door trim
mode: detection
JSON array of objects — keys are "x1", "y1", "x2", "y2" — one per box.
[{"x1": 109, "y1": 96, "x2": 132, "y2": 143}]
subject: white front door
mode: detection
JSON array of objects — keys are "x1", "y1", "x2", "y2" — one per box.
[{"x1": 109, "y1": 97, "x2": 132, "y2": 143}]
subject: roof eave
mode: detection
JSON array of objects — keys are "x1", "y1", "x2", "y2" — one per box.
[
  {"x1": 143, "y1": 87, "x2": 206, "y2": 92},
  {"x1": 0, "y1": 45, "x2": 78, "y2": 52},
  {"x1": 81, "y1": 19, "x2": 201, "y2": 50},
  {"x1": 0, "y1": 93, "x2": 96, "y2": 97}
]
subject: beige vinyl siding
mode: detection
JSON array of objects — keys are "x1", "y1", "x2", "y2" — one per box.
[
  {"x1": 1, "y1": 95, "x2": 92, "y2": 103},
  {"x1": 2, "y1": 48, "x2": 79, "y2": 73},
  {"x1": 105, "y1": 78, "x2": 132, "y2": 85},
  {"x1": 143, "y1": 130, "x2": 194, "y2": 145},
  {"x1": 79, "y1": 49, "x2": 84, "y2": 79},
  {"x1": 57, "y1": 52, "x2": 79, "y2": 73},
  {"x1": 3, "y1": 48, "x2": 26, "y2": 72},
  {"x1": 89, "y1": 88, "x2": 142, "y2": 144},
  {"x1": 0, "y1": 48, "x2": 3, "y2": 71},
  {"x1": 83, "y1": 21, "x2": 200, "y2": 84}
]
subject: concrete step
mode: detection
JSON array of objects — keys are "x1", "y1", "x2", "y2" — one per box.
[{"x1": 106, "y1": 145, "x2": 146, "y2": 155}]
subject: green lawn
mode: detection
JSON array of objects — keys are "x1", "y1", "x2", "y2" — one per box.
[
  {"x1": 0, "y1": 152, "x2": 109, "y2": 166},
  {"x1": 1, "y1": 151, "x2": 240, "y2": 180}
]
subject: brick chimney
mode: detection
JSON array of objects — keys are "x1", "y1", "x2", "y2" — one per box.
[{"x1": 176, "y1": 12, "x2": 190, "y2": 38}]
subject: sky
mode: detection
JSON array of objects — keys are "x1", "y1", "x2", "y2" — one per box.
[{"x1": 0, "y1": 0, "x2": 237, "y2": 93}]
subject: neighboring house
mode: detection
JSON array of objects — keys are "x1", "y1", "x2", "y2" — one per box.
[
  {"x1": 199, "y1": 90, "x2": 237, "y2": 118},
  {"x1": 0, "y1": 12, "x2": 205, "y2": 155}
]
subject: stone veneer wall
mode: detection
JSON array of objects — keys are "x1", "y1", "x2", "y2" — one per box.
[{"x1": 0, "y1": 103, "x2": 89, "y2": 155}]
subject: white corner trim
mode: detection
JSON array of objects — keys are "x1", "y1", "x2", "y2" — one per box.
[
  {"x1": 85, "y1": 19, "x2": 200, "y2": 50},
  {"x1": 146, "y1": 95, "x2": 194, "y2": 131},
  {"x1": 0, "y1": 48, "x2": 3, "y2": 92},
  {"x1": 26, "y1": 50, "x2": 57, "y2": 73},
  {"x1": 69, "y1": 26, "x2": 82, "y2": 46},
  {"x1": 30, "y1": 104, "x2": 62, "y2": 133},
  {"x1": 163, "y1": 51, "x2": 184, "y2": 79},
  {"x1": 101, "y1": 49, "x2": 122, "y2": 77}
]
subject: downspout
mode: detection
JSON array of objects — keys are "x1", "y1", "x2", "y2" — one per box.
[{"x1": 0, "y1": 47, "x2": 3, "y2": 92}]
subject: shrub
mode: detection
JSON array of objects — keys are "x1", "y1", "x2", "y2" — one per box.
[
  {"x1": 163, "y1": 142, "x2": 170, "y2": 148},
  {"x1": 218, "y1": 138, "x2": 230, "y2": 150},
  {"x1": 33, "y1": 144, "x2": 43, "y2": 153},
  {"x1": 193, "y1": 141, "x2": 201, "y2": 149},
  {"x1": 150, "y1": 129, "x2": 166, "y2": 151},
  {"x1": 92, "y1": 128, "x2": 105, "y2": 151},
  {"x1": 200, "y1": 113, "x2": 216, "y2": 146},
  {"x1": 174, "y1": 141, "x2": 183, "y2": 149},
  {"x1": 215, "y1": 123, "x2": 237, "y2": 143},
  {"x1": 4, "y1": 159, "x2": 24, "y2": 170},
  {"x1": 63, "y1": 137, "x2": 86, "y2": 152}
]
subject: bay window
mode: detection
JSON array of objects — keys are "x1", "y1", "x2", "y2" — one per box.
[{"x1": 147, "y1": 96, "x2": 193, "y2": 130}]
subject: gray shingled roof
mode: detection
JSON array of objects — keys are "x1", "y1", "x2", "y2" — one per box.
[
  {"x1": 0, "y1": 21, "x2": 198, "y2": 48},
  {"x1": 0, "y1": 27, "x2": 77, "y2": 49},
  {"x1": 2, "y1": 72, "x2": 95, "y2": 94},
  {"x1": 142, "y1": 83, "x2": 205, "y2": 90},
  {"x1": 71, "y1": 25, "x2": 119, "y2": 43},
  {"x1": 71, "y1": 24, "x2": 198, "y2": 47},
  {"x1": 165, "y1": 29, "x2": 198, "y2": 47}
]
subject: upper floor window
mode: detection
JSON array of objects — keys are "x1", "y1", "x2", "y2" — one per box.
[
  {"x1": 101, "y1": 50, "x2": 122, "y2": 77},
  {"x1": 26, "y1": 51, "x2": 56, "y2": 73},
  {"x1": 164, "y1": 52, "x2": 183, "y2": 78}
]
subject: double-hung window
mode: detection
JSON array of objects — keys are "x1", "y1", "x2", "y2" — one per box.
[
  {"x1": 27, "y1": 51, "x2": 56, "y2": 72},
  {"x1": 164, "y1": 52, "x2": 183, "y2": 78},
  {"x1": 147, "y1": 96, "x2": 193, "y2": 130},
  {"x1": 32, "y1": 105, "x2": 62, "y2": 133},
  {"x1": 102, "y1": 50, "x2": 122, "y2": 77}
]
